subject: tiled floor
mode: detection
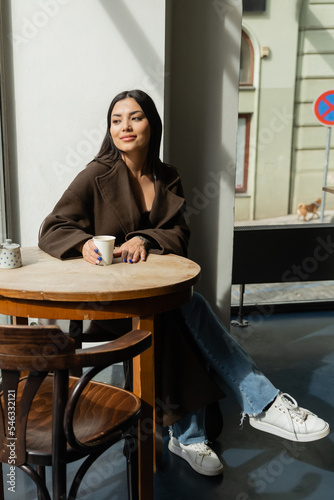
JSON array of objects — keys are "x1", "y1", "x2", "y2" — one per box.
[
  {"x1": 155, "y1": 309, "x2": 334, "y2": 500},
  {"x1": 3, "y1": 309, "x2": 334, "y2": 499}
]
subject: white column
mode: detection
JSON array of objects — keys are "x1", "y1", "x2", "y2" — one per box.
[{"x1": 165, "y1": 0, "x2": 242, "y2": 325}]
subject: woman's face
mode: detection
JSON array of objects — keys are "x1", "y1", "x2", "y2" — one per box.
[{"x1": 110, "y1": 98, "x2": 151, "y2": 158}]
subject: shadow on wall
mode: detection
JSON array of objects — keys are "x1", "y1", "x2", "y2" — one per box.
[
  {"x1": 2, "y1": 0, "x2": 241, "y2": 325},
  {"x1": 99, "y1": 0, "x2": 165, "y2": 98},
  {"x1": 98, "y1": 0, "x2": 242, "y2": 323},
  {"x1": 165, "y1": 0, "x2": 242, "y2": 322},
  {"x1": 301, "y1": 1, "x2": 334, "y2": 74}
]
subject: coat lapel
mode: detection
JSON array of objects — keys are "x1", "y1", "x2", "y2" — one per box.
[
  {"x1": 150, "y1": 176, "x2": 185, "y2": 228},
  {"x1": 95, "y1": 160, "x2": 141, "y2": 235},
  {"x1": 95, "y1": 159, "x2": 186, "y2": 233}
]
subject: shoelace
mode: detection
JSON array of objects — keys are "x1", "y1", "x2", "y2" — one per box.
[
  {"x1": 191, "y1": 442, "x2": 213, "y2": 456},
  {"x1": 169, "y1": 430, "x2": 214, "y2": 457},
  {"x1": 278, "y1": 393, "x2": 308, "y2": 424}
]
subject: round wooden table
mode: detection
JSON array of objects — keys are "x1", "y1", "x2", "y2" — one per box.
[
  {"x1": 0, "y1": 247, "x2": 201, "y2": 500},
  {"x1": 0, "y1": 247, "x2": 200, "y2": 318}
]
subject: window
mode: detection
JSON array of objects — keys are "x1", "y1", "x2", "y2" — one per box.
[
  {"x1": 242, "y1": 0, "x2": 266, "y2": 12},
  {"x1": 239, "y1": 31, "x2": 254, "y2": 86},
  {"x1": 236, "y1": 114, "x2": 250, "y2": 193}
]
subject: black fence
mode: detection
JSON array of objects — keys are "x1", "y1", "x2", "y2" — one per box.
[
  {"x1": 243, "y1": 0, "x2": 266, "y2": 12},
  {"x1": 233, "y1": 224, "x2": 334, "y2": 285}
]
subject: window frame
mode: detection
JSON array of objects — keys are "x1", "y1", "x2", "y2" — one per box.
[
  {"x1": 236, "y1": 113, "x2": 251, "y2": 194},
  {"x1": 0, "y1": 127, "x2": 6, "y2": 241},
  {"x1": 239, "y1": 30, "x2": 254, "y2": 87},
  {"x1": 0, "y1": 8, "x2": 9, "y2": 243}
]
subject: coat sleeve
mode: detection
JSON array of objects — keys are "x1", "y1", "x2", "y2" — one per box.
[
  {"x1": 127, "y1": 213, "x2": 190, "y2": 257},
  {"x1": 39, "y1": 162, "x2": 191, "y2": 259},
  {"x1": 38, "y1": 176, "x2": 95, "y2": 259}
]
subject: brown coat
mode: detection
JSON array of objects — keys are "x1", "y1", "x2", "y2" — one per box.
[
  {"x1": 39, "y1": 157, "x2": 190, "y2": 259},
  {"x1": 39, "y1": 157, "x2": 224, "y2": 426}
]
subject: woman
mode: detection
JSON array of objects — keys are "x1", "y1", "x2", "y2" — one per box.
[{"x1": 39, "y1": 90, "x2": 330, "y2": 477}]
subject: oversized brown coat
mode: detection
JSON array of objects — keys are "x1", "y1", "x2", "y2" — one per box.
[
  {"x1": 39, "y1": 157, "x2": 190, "y2": 259},
  {"x1": 39, "y1": 157, "x2": 224, "y2": 426}
]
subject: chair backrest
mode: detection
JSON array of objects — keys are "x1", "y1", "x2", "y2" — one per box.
[{"x1": 0, "y1": 324, "x2": 151, "y2": 465}]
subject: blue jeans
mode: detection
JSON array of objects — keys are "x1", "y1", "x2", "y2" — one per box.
[{"x1": 171, "y1": 292, "x2": 279, "y2": 444}]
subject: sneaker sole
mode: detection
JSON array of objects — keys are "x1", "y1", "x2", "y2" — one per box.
[
  {"x1": 249, "y1": 419, "x2": 331, "y2": 442},
  {"x1": 168, "y1": 440, "x2": 224, "y2": 476}
]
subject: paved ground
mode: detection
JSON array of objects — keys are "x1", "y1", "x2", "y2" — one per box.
[
  {"x1": 232, "y1": 210, "x2": 334, "y2": 307},
  {"x1": 231, "y1": 280, "x2": 334, "y2": 307},
  {"x1": 234, "y1": 209, "x2": 334, "y2": 227}
]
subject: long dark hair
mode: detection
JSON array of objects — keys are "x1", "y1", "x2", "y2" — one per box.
[{"x1": 96, "y1": 89, "x2": 162, "y2": 172}]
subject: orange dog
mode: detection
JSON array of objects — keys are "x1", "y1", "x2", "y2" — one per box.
[{"x1": 297, "y1": 198, "x2": 321, "y2": 221}]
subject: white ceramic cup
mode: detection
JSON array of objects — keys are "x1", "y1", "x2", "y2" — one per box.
[{"x1": 93, "y1": 235, "x2": 116, "y2": 265}]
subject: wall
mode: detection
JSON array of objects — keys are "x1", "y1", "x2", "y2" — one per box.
[
  {"x1": 165, "y1": 0, "x2": 242, "y2": 323},
  {"x1": 291, "y1": 0, "x2": 334, "y2": 211},
  {"x1": 236, "y1": 0, "x2": 302, "y2": 220},
  {"x1": 1, "y1": 0, "x2": 242, "y2": 326},
  {"x1": 1, "y1": 0, "x2": 166, "y2": 245}
]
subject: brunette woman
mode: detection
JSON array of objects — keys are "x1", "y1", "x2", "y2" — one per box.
[{"x1": 39, "y1": 90, "x2": 330, "y2": 477}]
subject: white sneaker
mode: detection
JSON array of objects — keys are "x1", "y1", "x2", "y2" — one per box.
[
  {"x1": 168, "y1": 436, "x2": 223, "y2": 476},
  {"x1": 249, "y1": 392, "x2": 330, "y2": 442}
]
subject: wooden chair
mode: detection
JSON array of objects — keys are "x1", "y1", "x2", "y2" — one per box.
[
  {"x1": 0, "y1": 324, "x2": 151, "y2": 500},
  {"x1": 69, "y1": 318, "x2": 133, "y2": 387}
]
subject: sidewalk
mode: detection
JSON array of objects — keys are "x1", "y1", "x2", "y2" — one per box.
[{"x1": 234, "y1": 210, "x2": 334, "y2": 227}]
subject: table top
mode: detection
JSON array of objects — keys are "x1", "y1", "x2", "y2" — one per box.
[{"x1": 0, "y1": 247, "x2": 201, "y2": 302}]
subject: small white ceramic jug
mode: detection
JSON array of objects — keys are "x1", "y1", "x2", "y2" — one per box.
[{"x1": 0, "y1": 239, "x2": 22, "y2": 269}]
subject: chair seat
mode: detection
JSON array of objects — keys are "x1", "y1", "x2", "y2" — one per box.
[
  {"x1": 15, "y1": 375, "x2": 141, "y2": 464},
  {"x1": 0, "y1": 325, "x2": 151, "y2": 500}
]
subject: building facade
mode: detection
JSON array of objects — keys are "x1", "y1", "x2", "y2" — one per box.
[{"x1": 236, "y1": 0, "x2": 334, "y2": 221}]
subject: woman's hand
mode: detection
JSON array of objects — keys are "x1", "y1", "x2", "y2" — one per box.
[
  {"x1": 81, "y1": 239, "x2": 102, "y2": 265},
  {"x1": 113, "y1": 236, "x2": 148, "y2": 263}
]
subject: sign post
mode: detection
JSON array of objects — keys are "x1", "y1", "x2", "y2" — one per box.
[{"x1": 313, "y1": 90, "x2": 334, "y2": 222}]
